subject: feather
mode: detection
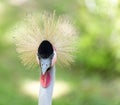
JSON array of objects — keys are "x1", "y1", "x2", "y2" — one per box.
[{"x1": 14, "y1": 12, "x2": 77, "y2": 68}]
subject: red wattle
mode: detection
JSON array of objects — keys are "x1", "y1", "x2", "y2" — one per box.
[{"x1": 40, "y1": 70, "x2": 51, "y2": 88}]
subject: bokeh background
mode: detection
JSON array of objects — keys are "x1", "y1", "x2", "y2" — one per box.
[{"x1": 0, "y1": 0, "x2": 120, "y2": 105}]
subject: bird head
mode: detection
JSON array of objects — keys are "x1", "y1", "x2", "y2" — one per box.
[
  {"x1": 14, "y1": 12, "x2": 76, "y2": 74},
  {"x1": 37, "y1": 40, "x2": 57, "y2": 75}
]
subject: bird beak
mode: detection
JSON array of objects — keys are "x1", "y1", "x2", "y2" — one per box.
[
  {"x1": 37, "y1": 51, "x2": 56, "y2": 75},
  {"x1": 39, "y1": 58, "x2": 51, "y2": 75}
]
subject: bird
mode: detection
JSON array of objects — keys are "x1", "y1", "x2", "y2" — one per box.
[{"x1": 14, "y1": 12, "x2": 76, "y2": 105}]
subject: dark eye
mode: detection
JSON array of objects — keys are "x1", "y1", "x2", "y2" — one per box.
[{"x1": 50, "y1": 53, "x2": 54, "y2": 59}]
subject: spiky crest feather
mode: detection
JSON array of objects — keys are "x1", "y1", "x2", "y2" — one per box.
[{"x1": 14, "y1": 12, "x2": 76, "y2": 68}]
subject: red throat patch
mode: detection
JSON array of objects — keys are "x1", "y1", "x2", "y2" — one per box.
[{"x1": 40, "y1": 70, "x2": 51, "y2": 88}]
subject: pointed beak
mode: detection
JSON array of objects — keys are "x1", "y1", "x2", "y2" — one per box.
[{"x1": 39, "y1": 58, "x2": 51, "y2": 75}]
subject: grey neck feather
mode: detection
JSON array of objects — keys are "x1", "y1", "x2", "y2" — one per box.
[{"x1": 38, "y1": 66, "x2": 55, "y2": 105}]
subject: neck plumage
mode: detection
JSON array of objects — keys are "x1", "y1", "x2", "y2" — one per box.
[{"x1": 38, "y1": 66, "x2": 55, "y2": 105}]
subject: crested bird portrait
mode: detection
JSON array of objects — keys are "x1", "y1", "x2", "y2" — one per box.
[
  {"x1": 14, "y1": 12, "x2": 76, "y2": 105},
  {"x1": 1, "y1": 1, "x2": 120, "y2": 105}
]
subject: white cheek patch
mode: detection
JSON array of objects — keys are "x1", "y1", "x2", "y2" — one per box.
[{"x1": 51, "y1": 51, "x2": 57, "y2": 66}]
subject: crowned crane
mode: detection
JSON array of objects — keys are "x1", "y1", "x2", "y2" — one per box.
[{"x1": 14, "y1": 12, "x2": 76, "y2": 105}]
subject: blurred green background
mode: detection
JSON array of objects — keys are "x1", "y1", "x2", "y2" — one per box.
[{"x1": 0, "y1": 0, "x2": 120, "y2": 105}]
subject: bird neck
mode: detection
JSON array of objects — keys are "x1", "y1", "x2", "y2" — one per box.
[{"x1": 39, "y1": 66, "x2": 55, "y2": 105}]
